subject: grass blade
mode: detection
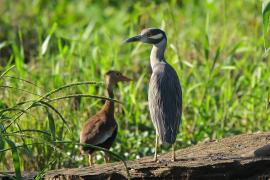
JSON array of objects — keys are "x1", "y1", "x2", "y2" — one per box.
[
  {"x1": 57, "y1": 141, "x2": 131, "y2": 179},
  {"x1": 0, "y1": 85, "x2": 43, "y2": 97},
  {"x1": 47, "y1": 94, "x2": 121, "y2": 104},
  {"x1": 40, "y1": 81, "x2": 103, "y2": 100},
  {"x1": 0, "y1": 65, "x2": 15, "y2": 80},
  {"x1": 37, "y1": 101, "x2": 70, "y2": 132},
  {"x1": 10, "y1": 129, "x2": 51, "y2": 136},
  {"x1": 262, "y1": 0, "x2": 270, "y2": 51},
  {"x1": 3, "y1": 76, "x2": 44, "y2": 90},
  {"x1": 46, "y1": 108, "x2": 56, "y2": 141},
  {"x1": 41, "y1": 23, "x2": 58, "y2": 56},
  {"x1": 4, "y1": 137, "x2": 22, "y2": 180},
  {"x1": 210, "y1": 46, "x2": 221, "y2": 73},
  {"x1": 34, "y1": 159, "x2": 56, "y2": 180}
]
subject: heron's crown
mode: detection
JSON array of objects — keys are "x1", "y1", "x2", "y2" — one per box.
[
  {"x1": 141, "y1": 28, "x2": 166, "y2": 43},
  {"x1": 125, "y1": 28, "x2": 166, "y2": 44}
]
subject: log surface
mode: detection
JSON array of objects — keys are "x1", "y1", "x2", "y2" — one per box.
[
  {"x1": 45, "y1": 132, "x2": 270, "y2": 180},
  {"x1": 2, "y1": 132, "x2": 270, "y2": 179}
]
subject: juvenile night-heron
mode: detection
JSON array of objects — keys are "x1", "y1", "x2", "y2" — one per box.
[
  {"x1": 80, "y1": 71, "x2": 131, "y2": 166},
  {"x1": 125, "y1": 28, "x2": 182, "y2": 162}
]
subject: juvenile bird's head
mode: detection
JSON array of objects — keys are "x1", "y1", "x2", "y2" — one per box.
[{"x1": 105, "y1": 70, "x2": 131, "y2": 87}]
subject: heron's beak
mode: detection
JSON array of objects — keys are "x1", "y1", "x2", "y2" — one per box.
[
  {"x1": 125, "y1": 35, "x2": 142, "y2": 43},
  {"x1": 120, "y1": 74, "x2": 132, "y2": 82}
]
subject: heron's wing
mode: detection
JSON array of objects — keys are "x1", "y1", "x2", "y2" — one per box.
[
  {"x1": 149, "y1": 63, "x2": 182, "y2": 144},
  {"x1": 80, "y1": 114, "x2": 117, "y2": 146}
]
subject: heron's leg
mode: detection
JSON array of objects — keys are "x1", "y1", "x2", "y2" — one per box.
[
  {"x1": 171, "y1": 143, "x2": 176, "y2": 162},
  {"x1": 104, "y1": 152, "x2": 109, "y2": 164},
  {"x1": 88, "y1": 154, "x2": 93, "y2": 166},
  {"x1": 153, "y1": 134, "x2": 159, "y2": 162}
]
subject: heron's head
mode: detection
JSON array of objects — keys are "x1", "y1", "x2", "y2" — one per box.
[
  {"x1": 105, "y1": 70, "x2": 131, "y2": 87},
  {"x1": 125, "y1": 28, "x2": 166, "y2": 45}
]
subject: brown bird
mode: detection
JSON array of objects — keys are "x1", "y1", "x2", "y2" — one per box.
[{"x1": 80, "y1": 70, "x2": 131, "y2": 166}]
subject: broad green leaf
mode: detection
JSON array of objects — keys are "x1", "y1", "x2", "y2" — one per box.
[
  {"x1": 0, "y1": 41, "x2": 8, "y2": 50},
  {"x1": 41, "y1": 36, "x2": 51, "y2": 55},
  {"x1": 4, "y1": 138, "x2": 22, "y2": 180},
  {"x1": 41, "y1": 23, "x2": 58, "y2": 55},
  {"x1": 46, "y1": 108, "x2": 56, "y2": 141},
  {"x1": 204, "y1": 13, "x2": 210, "y2": 60},
  {"x1": 263, "y1": 0, "x2": 270, "y2": 16}
]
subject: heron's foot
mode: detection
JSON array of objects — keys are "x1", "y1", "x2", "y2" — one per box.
[
  {"x1": 104, "y1": 153, "x2": 109, "y2": 164},
  {"x1": 159, "y1": 159, "x2": 167, "y2": 163},
  {"x1": 171, "y1": 152, "x2": 176, "y2": 162},
  {"x1": 153, "y1": 159, "x2": 164, "y2": 163},
  {"x1": 153, "y1": 156, "x2": 166, "y2": 163},
  {"x1": 153, "y1": 156, "x2": 158, "y2": 162},
  {"x1": 153, "y1": 154, "x2": 163, "y2": 162},
  {"x1": 171, "y1": 156, "x2": 176, "y2": 162},
  {"x1": 171, "y1": 144, "x2": 176, "y2": 162},
  {"x1": 88, "y1": 154, "x2": 94, "y2": 167}
]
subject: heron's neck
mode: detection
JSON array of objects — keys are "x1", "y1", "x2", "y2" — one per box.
[{"x1": 150, "y1": 38, "x2": 167, "y2": 69}]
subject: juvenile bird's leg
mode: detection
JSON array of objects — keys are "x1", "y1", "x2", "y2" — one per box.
[
  {"x1": 153, "y1": 134, "x2": 159, "y2": 162},
  {"x1": 88, "y1": 154, "x2": 93, "y2": 166},
  {"x1": 104, "y1": 152, "x2": 109, "y2": 164},
  {"x1": 171, "y1": 144, "x2": 176, "y2": 162}
]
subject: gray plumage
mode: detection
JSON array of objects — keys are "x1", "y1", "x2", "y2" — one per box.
[
  {"x1": 125, "y1": 28, "x2": 182, "y2": 160},
  {"x1": 149, "y1": 62, "x2": 182, "y2": 145}
]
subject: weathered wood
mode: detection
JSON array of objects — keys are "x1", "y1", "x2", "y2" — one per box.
[
  {"x1": 45, "y1": 132, "x2": 270, "y2": 180},
  {"x1": 0, "y1": 171, "x2": 36, "y2": 180},
  {"x1": 2, "y1": 132, "x2": 270, "y2": 179}
]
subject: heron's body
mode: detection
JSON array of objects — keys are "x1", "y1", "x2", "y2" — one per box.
[
  {"x1": 149, "y1": 62, "x2": 182, "y2": 145},
  {"x1": 126, "y1": 28, "x2": 182, "y2": 161}
]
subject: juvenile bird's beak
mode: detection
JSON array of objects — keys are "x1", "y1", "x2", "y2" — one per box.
[
  {"x1": 125, "y1": 35, "x2": 142, "y2": 43},
  {"x1": 120, "y1": 75, "x2": 132, "y2": 82}
]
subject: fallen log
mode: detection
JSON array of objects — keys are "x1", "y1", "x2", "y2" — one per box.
[
  {"x1": 45, "y1": 132, "x2": 270, "y2": 179},
  {"x1": 1, "y1": 132, "x2": 270, "y2": 179}
]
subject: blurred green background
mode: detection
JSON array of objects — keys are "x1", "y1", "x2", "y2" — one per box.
[{"x1": 0, "y1": 0, "x2": 270, "y2": 175}]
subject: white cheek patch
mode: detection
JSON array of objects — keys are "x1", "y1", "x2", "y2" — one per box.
[{"x1": 149, "y1": 33, "x2": 163, "y2": 39}]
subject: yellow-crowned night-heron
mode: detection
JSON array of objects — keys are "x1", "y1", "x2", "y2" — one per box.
[{"x1": 125, "y1": 28, "x2": 182, "y2": 162}]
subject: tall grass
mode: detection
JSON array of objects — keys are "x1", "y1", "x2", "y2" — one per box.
[
  {"x1": 0, "y1": 67, "x2": 130, "y2": 179},
  {"x1": 0, "y1": 0, "x2": 269, "y2": 179},
  {"x1": 263, "y1": 0, "x2": 270, "y2": 51}
]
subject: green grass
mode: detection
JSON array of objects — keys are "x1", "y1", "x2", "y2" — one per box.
[{"x1": 0, "y1": 0, "x2": 270, "y2": 178}]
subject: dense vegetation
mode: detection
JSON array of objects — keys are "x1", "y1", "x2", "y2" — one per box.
[{"x1": 0, "y1": 0, "x2": 269, "y2": 178}]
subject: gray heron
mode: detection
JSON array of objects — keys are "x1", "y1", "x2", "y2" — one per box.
[{"x1": 125, "y1": 28, "x2": 182, "y2": 161}]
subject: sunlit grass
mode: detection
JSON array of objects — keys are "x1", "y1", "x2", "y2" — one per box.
[{"x1": 0, "y1": 0, "x2": 269, "y2": 179}]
